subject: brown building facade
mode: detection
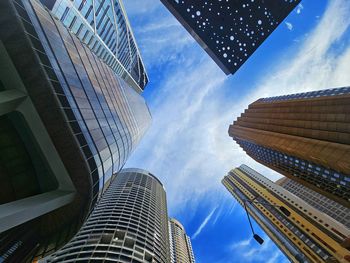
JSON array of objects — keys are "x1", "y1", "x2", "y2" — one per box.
[{"x1": 228, "y1": 87, "x2": 350, "y2": 208}]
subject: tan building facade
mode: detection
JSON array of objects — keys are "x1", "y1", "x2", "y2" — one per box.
[
  {"x1": 222, "y1": 165, "x2": 350, "y2": 263},
  {"x1": 228, "y1": 87, "x2": 350, "y2": 208},
  {"x1": 277, "y1": 177, "x2": 350, "y2": 229},
  {"x1": 169, "y1": 218, "x2": 195, "y2": 263}
]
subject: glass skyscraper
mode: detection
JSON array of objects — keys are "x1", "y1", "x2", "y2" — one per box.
[
  {"x1": 40, "y1": 0, "x2": 148, "y2": 92},
  {"x1": 46, "y1": 169, "x2": 171, "y2": 263},
  {"x1": 0, "y1": 0, "x2": 150, "y2": 261},
  {"x1": 229, "y1": 87, "x2": 350, "y2": 208}
]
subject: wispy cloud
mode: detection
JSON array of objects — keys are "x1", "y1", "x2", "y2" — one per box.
[
  {"x1": 192, "y1": 206, "x2": 217, "y2": 239},
  {"x1": 124, "y1": 0, "x2": 350, "y2": 262},
  {"x1": 122, "y1": 0, "x2": 158, "y2": 16},
  {"x1": 230, "y1": 238, "x2": 251, "y2": 249},
  {"x1": 124, "y1": 0, "x2": 194, "y2": 69},
  {"x1": 127, "y1": 0, "x2": 350, "y2": 214},
  {"x1": 227, "y1": 202, "x2": 237, "y2": 216},
  {"x1": 296, "y1": 3, "x2": 304, "y2": 14},
  {"x1": 285, "y1": 21, "x2": 293, "y2": 31},
  {"x1": 212, "y1": 204, "x2": 224, "y2": 225},
  {"x1": 227, "y1": 235, "x2": 287, "y2": 263},
  {"x1": 266, "y1": 251, "x2": 285, "y2": 263}
]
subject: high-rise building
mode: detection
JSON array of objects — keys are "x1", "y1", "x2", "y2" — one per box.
[
  {"x1": 222, "y1": 165, "x2": 350, "y2": 263},
  {"x1": 0, "y1": 0, "x2": 150, "y2": 261},
  {"x1": 160, "y1": 0, "x2": 300, "y2": 75},
  {"x1": 45, "y1": 168, "x2": 170, "y2": 263},
  {"x1": 276, "y1": 177, "x2": 350, "y2": 229},
  {"x1": 39, "y1": 0, "x2": 148, "y2": 93},
  {"x1": 169, "y1": 218, "x2": 195, "y2": 263},
  {"x1": 228, "y1": 87, "x2": 350, "y2": 208}
]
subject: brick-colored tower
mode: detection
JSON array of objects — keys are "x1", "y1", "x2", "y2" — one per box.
[
  {"x1": 169, "y1": 218, "x2": 195, "y2": 263},
  {"x1": 229, "y1": 87, "x2": 350, "y2": 208}
]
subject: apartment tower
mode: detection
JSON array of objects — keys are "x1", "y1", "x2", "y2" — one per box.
[
  {"x1": 0, "y1": 0, "x2": 150, "y2": 261},
  {"x1": 276, "y1": 177, "x2": 350, "y2": 229},
  {"x1": 46, "y1": 169, "x2": 170, "y2": 263},
  {"x1": 169, "y1": 218, "x2": 195, "y2": 263},
  {"x1": 161, "y1": 0, "x2": 300, "y2": 74},
  {"x1": 222, "y1": 165, "x2": 350, "y2": 263},
  {"x1": 229, "y1": 87, "x2": 350, "y2": 208}
]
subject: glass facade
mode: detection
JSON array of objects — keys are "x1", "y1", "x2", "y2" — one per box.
[
  {"x1": 47, "y1": 169, "x2": 170, "y2": 263},
  {"x1": 23, "y1": 0, "x2": 151, "y2": 205},
  {"x1": 41, "y1": 0, "x2": 148, "y2": 92},
  {"x1": 0, "y1": 0, "x2": 150, "y2": 260},
  {"x1": 236, "y1": 139, "x2": 350, "y2": 202}
]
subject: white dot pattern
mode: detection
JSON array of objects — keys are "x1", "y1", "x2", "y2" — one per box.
[{"x1": 162, "y1": 0, "x2": 300, "y2": 74}]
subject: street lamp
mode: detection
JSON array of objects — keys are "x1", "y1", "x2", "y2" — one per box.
[
  {"x1": 234, "y1": 191, "x2": 305, "y2": 262},
  {"x1": 243, "y1": 201, "x2": 264, "y2": 245},
  {"x1": 242, "y1": 198, "x2": 291, "y2": 245}
]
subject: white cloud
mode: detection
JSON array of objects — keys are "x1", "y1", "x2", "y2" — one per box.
[
  {"x1": 212, "y1": 204, "x2": 224, "y2": 225},
  {"x1": 192, "y1": 206, "x2": 217, "y2": 240},
  {"x1": 266, "y1": 251, "x2": 286, "y2": 263},
  {"x1": 228, "y1": 235, "x2": 287, "y2": 263},
  {"x1": 285, "y1": 22, "x2": 293, "y2": 31},
  {"x1": 230, "y1": 238, "x2": 251, "y2": 249},
  {"x1": 296, "y1": 3, "x2": 304, "y2": 14},
  {"x1": 122, "y1": 1, "x2": 350, "y2": 262},
  {"x1": 126, "y1": 0, "x2": 350, "y2": 216},
  {"x1": 122, "y1": 0, "x2": 158, "y2": 16},
  {"x1": 123, "y1": 0, "x2": 194, "y2": 68}
]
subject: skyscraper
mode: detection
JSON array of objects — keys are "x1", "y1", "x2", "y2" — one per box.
[
  {"x1": 39, "y1": 0, "x2": 148, "y2": 93},
  {"x1": 276, "y1": 177, "x2": 350, "y2": 229},
  {"x1": 0, "y1": 0, "x2": 150, "y2": 261},
  {"x1": 169, "y1": 218, "x2": 195, "y2": 263},
  {"x1": 228, "y1": 87, "x2": 350, "y2": 208},
  {"x1": 46, "y1": 168, "x2": 170, "y2": 263},
  {"x1": 160, "y1": 0, "x2": 300, "y2": 75},
  {"x1": 222, "y1": 165, "x2": 350, "y2": 263}
]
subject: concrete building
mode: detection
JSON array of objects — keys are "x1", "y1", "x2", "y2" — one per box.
[
  {"x1": 228, "y1": 87, "x2": 350, "y2": 208},
  {"x1": 276, "y1": 177, "x2": 350, "y2": 229},
  {"x1": 169, "y1": 218, "x2": 195, "y2": 263},
  {"x1": 160, "y1": 0, "x2": 300, "y2": 75},
  {"x1": 222, "y1": 165, "x2": 350, "y2": 263},
  {"x1": 45, "y1": 169, "x2": 170, "y2": 263},
  {"x1": 0, "y1": 0, "x2": 150, "y2": 261}
]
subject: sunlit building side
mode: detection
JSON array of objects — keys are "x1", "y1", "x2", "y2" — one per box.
[
  {"x1": 229, "y1": 87, "x2": 350, "y2": 208},
  {"x1": 222, "y1": 165, "x2": 350, "y2": 263}
]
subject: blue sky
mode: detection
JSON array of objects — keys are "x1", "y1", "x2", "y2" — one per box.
[{"x1": 123, "y1": 1, "x2": 350, "y2": 262}]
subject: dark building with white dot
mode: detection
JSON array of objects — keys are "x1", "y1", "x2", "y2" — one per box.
[{"x1": 161, "y1": 0, "x2": 300, "y2": 75}]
